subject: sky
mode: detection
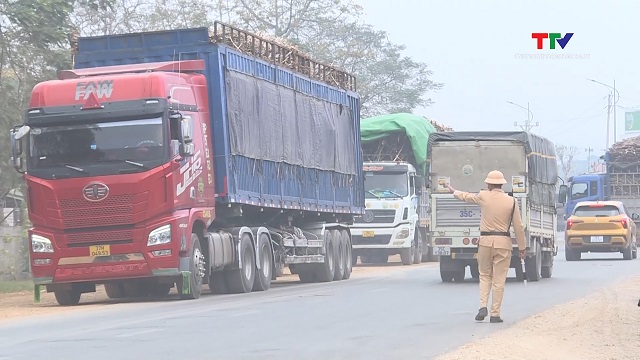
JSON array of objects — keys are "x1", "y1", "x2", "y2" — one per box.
[{"x1": 357, "y1": 0, "x2": 640, "y2": 159}]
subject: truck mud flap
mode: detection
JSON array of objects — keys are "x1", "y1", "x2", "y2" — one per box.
[
  {"x1": 181, "y1": 271, "x2": 191, "y2": 295},
  {"x1": 34, "y1": 285, "x2": 41, "y2": 303}
]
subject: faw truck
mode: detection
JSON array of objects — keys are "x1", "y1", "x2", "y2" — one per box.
[
  {"x1": 9, "y1": 22, "x2": 364, "y2": 305},
  {"x1": 428, "y1": 131, "x2": 558, "y2": 282},
  {"x1": 350, "y1": 113, "x2": 448, "y2": 265}
]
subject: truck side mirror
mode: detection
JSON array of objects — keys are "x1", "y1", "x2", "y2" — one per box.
[
  {"x1": 10, "y1": 125, "x2": 29, "y2": 173},
  {"x1": 558, "y1": 184, "x2": 568, "y2": 204},
  {"x1": 169, "y1": 111, "x2": 194, "y2": 158},
  {"x1": 632, "y1": 213, "x2": 640, "y2": 221}
]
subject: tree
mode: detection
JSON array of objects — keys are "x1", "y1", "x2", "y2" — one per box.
[{"x1": 556, "y1": 144, "x2": 581, "y2": 181}]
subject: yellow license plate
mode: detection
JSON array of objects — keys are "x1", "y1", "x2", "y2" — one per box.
[
  {"x1": 362, "y1": 231, "x2": 375, "y2": 238},
  {"x1": 89, "y1": 245, "x2": 111, "y2": 257}
]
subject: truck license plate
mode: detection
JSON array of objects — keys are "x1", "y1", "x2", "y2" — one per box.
[
  {"x1": 90, "y1": 245, "x2": 111, "y2": 257},
  {"x1": 362, "y1": 231, "x2": 375, "y2": 238},
  {"x1": 591, "y1": 236, "x2": 604, "y2": 243},
  {"x1": 433, "y1": 246, "x2": 451, "y2": 256}
]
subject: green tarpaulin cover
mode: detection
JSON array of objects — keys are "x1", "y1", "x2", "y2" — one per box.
[{"x1": 360, "y1": 113, "x2": 437, "y2": 175}]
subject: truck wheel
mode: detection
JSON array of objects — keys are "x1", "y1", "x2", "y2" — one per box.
[
  {"x1": 180, "y1": 234, "x2": 205, "y2": 299},
  {"x1": 150, "y1": 284, "x2": 172, "y2": 297},
  {"x1": 225, "y1": 233, "x2": 256, "y2": 293},
  {"x1": 541, "y1": 252, "x2": 553, "y2": 278},
  {"x1": 209, "y1": 271, "x2": 229, "y2": 294},
  {"x1": 54, "y1": 289, "x2": 81, "y2": 306},
  {"x1": 400, "y1": 242, "x2": 414, "y2": 265},
  {"x1": 341, "y1": 230, "x2": 352, "y2": 280},
  {"x1": 439, "y1": 261, "x2": 454, "y2": 282},
  {"x1": 314, "y1": 230, "x2": 336, "y2": 282},
  {"x1": 453, "y1": 268, "x2": 465, "y2": 282},
  {"x1": 332, "y1": 230, "x2": 345, "y2": 281},
  {"x1": 252, "y1": 234, "x2": 273, "y2": 291},
  {"x1": 470, "y1": 265, "x2": 480, "y2": 280},
  {"x1": 104, "y1": 283, "x2": 126, "y2": 299},
  {"x1": 413, "y1": 230, "x2": 423, "y2": 264},
  {"x1": 525, "y1": 244, "x2": 541, "y2": 282}
]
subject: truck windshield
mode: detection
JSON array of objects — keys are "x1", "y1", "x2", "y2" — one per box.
[
  {"x1": 27, "y1": 117, "x2": 168, "y2": 178},
  {"x1": 574, "y1": 205, "x2": 620, "y2": 217},
  {"x1": 570, "y1": 182, "x2": 588, "y2": 200},
  {"x1": 364, "y1": 172, "x2": 408, "y2": 198}
]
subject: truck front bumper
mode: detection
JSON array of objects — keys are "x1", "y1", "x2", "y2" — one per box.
[{"x1": 350, "y1": 224, "x2": 412, "y2": 249}]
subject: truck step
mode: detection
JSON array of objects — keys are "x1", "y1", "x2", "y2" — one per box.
[
  {"x1": 283, "y1": 239, "x2": 324, "y2": 248},
  {"x1": 285, "y1": 255, "x2": 324, "y2": 264}
]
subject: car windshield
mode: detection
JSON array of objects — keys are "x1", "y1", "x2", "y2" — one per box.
[
  {"x1": 570, "y1": 182, "x2": 588, "y2": 200},
  {"x1": 573, "y1": 205, "x2": 620, "y2": 217},
  {"x1": 364, "y1": 172, "x2": 408, "y2": 198},
  {"x1": 27, "y1": 117, "x2": 168, "y2": 177}
]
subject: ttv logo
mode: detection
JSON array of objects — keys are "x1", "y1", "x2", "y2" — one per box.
[
  {"x1": 531, "y1": 33, "x2": 574, "y2": 50},
  {"x1": 75, "y1": 80, "x2": 114, "y2": 100}
]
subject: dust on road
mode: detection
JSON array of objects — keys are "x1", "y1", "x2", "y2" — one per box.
[
  {"x1": 435, "y1": 276, "x2": 640, "y2": 360},
  {"x1": 0, "y1": 255, "x2": 434, "y2": 323}
]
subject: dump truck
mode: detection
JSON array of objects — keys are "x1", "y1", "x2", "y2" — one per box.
[
  {"x1": 428, "y1": 131, "x2": 558, "y2": 282},
  {"x1": 9, "y1": 22, "x2": 364, "y2": 305},
  {"x1": 349, "y1": 113, "x2": 439, "y2": 265}
]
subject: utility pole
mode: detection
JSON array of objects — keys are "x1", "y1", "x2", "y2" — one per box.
[
  {"x1": 507, "y1": 101, "x2": 538, "y2": 132},
  {"x1": 606, "y1": 94, "x2": 611, "y2": 149},
  {"x1": 586, "y1": 147, "x2": 593, "y2": 172},
  {"x1": 613, "y1": 79, "x2": 617, "y2": 143}
]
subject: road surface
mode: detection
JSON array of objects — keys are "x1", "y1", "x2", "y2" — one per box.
[{"x1": 0, "y1": 238, "x2": 637, "y2": 359}]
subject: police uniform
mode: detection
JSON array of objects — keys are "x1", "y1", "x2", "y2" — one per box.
[{"x1": 451, "y1": 170, "x2": 526, "y2": 322}]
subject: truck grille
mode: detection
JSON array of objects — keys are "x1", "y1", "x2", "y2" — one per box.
[
  {"x1": 354, "y1": 209, "x2": 397, "y2": 224},
  {"x1": 352, "y1": 234, "x2": 392, "y2": 245},
  {"x1": 434, "y1": 198, "x2": 481, "y2": 227},
  {"x1": 65, "y1": 229, "x2": 134, "y2": 247},
  {"x1": 57, "y1": 193, "x2": 146, "y2": 229}
]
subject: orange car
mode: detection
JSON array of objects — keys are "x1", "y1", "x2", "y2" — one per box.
[{"x1": 565, "y1": 201, "x2": 639, "y2": 261}]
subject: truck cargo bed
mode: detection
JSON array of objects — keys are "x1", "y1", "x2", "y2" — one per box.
[{"x1": 73, "y1": 25, "x2": 364, "y2": 216}]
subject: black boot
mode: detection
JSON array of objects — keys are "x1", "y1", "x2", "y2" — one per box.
[
  {"x1": 475, "y1": 307, "x2": 488, "y2": 321},
  {"x1": 490, "y1": 316, "x2": 503, "y2": 323}
]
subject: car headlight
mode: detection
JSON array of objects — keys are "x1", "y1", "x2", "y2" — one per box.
[
  {"x1": 32, "y1": 234, "x2": 54, "y2": 253},
  {"x1": 395, "y1": 228, "x2": 410, "y2": 239},
  {"x1": 147, "y1": 224, "x2": 172, "y2": 246}
]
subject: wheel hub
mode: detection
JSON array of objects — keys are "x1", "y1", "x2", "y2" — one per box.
[{"x1": 194, "y1": 248, "x2": 206, "y2": 280}]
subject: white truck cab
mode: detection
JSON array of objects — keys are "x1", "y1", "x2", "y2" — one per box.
[{"x1": 350, "y1": 161, "x2": 428, "y2": 265}]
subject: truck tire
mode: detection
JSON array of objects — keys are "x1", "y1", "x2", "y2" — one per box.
[
  {"x1": 525, "y1": 243, "x2": 541, "y2": 282},
  {"x1": 104, "y1": 283, "x2": 126, "y2": 299},
  {"x1": 341, "y1": 230, "x2": 353, "y2": 280},
  {"x1": 470, "y1": 265, "x2": 480, "y2": 280},
  {"x1": 180, "y1": 234, "x2": 205, "y2": 299},
  {"x1": 332, "y1": 230, "x2": 345, "y2": 281},
  {"x1": 297, "y1": 268, "x2": 316, "y2": 283},
  {"x1": 400, "y1": 241, "x2": 415, "y2": 265},
  {"x1": 209, "y1": 271, "x2": 229, "y2": 294},
  {"x1": 252, "y1": 233, "x2": 273, "y2": 291},
  {"x1": 412, "y1": 230, "x2": 423, "y2": 264},
  {"x1": 314, "y1": 230, "x2": 336, "y2": 282},
  {"x1": 439, "y1": 261, "x2": 454, "y2": 282},
  {"x1": 149, "y1": 284, "x2": 172, "y2": 297},
  {"x1": 623, "y1": 243, "x2": 633, "y2": 260},
  {"x1": 225, "y1": 233, "x2": 256, "y2": 293},
  {"x1": 541, "y1": 252, "x2": 553, "y2": 278},
  {"x1": 54, "y1": 289, "x2": 81, "y2": 306},
  {"x1": 453, "y1": 268, "x2": 465, "y2": 282}
]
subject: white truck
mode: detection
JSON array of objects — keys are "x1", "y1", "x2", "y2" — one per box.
[
  {"x1": 427, "y1": 131, "x2": 559, "y2": 282},
  {"x1": 349, "y1": 113, "x2": 447, "y2": 265}
]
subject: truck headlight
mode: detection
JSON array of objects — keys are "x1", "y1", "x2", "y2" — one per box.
[
  {"x1": 147, "y1": 225, "x2": 171, "y2": 246},
  {"x1": 32, "y1": 234, "x2": 54, "y2": 253},
  {"x1": 395, "y1": 228, "x2": 410, "y2": 239}
]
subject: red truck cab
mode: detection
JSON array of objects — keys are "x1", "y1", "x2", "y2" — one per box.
[{"x1": 11, "y1": 60, "x2": 215, "y2": 304}]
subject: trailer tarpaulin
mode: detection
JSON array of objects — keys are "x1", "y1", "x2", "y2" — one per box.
[
  {"x1": 360, "y1": 113, "x2": 438, "y2": 175},
  {"x1": 428, "y1": 131, "x2": 558, "y2": 206},
  {"x1": 225, "y1": 70, "x2": 357, "y2": 175}
]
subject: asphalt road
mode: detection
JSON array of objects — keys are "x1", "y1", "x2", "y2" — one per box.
[{"x1": 1, "y1": 235, "x2": 638, "y2": 360}]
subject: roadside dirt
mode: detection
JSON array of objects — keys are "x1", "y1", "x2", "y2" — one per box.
[
  {"x1": 0, "y1": 255, "x2": 433, "y2": 323},
  {"x1": 435, "y1": 276, "x2": 640, "y2": 360}
]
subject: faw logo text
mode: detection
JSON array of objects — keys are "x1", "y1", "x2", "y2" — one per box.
[
  {"x1": 177, "y1": 150, "x2": 203, "y2": 196},
  {"x1": 75, "y1": 80, "x2": 114, "y2": 100}
]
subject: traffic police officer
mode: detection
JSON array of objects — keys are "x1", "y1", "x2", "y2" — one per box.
[{"x1": 445, "y1": 170, "x2": 526, "y2": 323}]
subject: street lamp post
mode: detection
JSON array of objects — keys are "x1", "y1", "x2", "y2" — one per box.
[
  {"x1": 506, "y1": 100, "x2": 538, "y2": 131},
  {"x1": 587, "y1": 78, "x2": 620, "y2": 147}
]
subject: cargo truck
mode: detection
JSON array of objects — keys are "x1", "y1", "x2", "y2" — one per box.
[
  {"x1": 428, "y1": 131, "x2": 558, "y2": 282},
  {"x1": 9, "y1": 22, "x2": 364, "y2": 305},
  {"x1": 350, "y1": 113, "x2": 440, "y2": 265}
]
